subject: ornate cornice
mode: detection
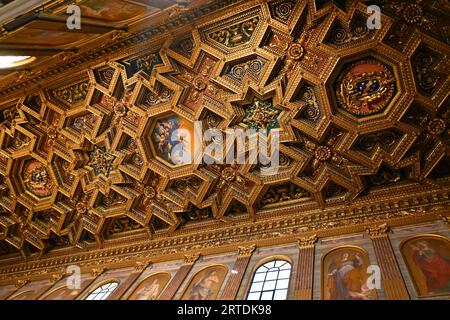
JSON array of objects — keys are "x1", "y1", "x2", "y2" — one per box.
[
  {"x1": 0, "y1": 194, "x2": 448, "y2": 283},
  {"x1": 0, "y1": 0, "x2": 449, "y2": 283}
]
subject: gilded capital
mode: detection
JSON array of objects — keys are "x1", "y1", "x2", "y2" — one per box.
[
  {"x1": 134, "y1": 260, "x2": 151, "y2": 272},
  {"x1": 298, "y1": 234, "x2": 318, "y2": 248},
  {"x1": 15, "y1": 279, "x2": 28, "y2": 288},
  {"x1": 237, "y1": 244, "x2": 256, "y2": 256},
  {"x1": 367, "y1": 223, "x2": 389, "y2": 239},
  {"x1": 50, "y1": 272, "x2": 64, "y2": 284},
  {"x1": 90, "y1": 267, "x2": 105, "y2": 278},
  {"x1": 184, "y1": 253, "x2": 200, "y2": 264}
]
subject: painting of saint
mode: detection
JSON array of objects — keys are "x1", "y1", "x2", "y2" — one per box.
[
  {"x1": 181, "y1": 266, "x2": 227, "y2": 300},
  {"x1": 322, "y1": 247, "x2": 377, "y2": 300},
  {"x1": 401, "y1": 235, "x2": 450, "y2": 297},
  {"x1": 151, "y1": 115, "x2": 194, "y2": 166},
  {"x1": 79, "y1": 0, "x2": 146, "y2": 22},
  {"x1": 128, "y1": 273, "x2": 170, "y2": 300}
]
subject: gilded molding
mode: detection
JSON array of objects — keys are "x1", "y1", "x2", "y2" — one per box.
[
  {"x1": 0, "y1": 199, "x2": 448, "y2": 283},
  {"x1": 0, "y1": 0, "x2": 449, "y2": 285}
]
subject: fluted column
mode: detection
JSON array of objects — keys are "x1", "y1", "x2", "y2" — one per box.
[
  {"x1": 367, "y1": 224, "x2": 410, "y2": 300},
  {"x1": 293, "y1": 234, "x2": 317, "y2": 300},
  {"x1": 220, "y1": 244, "x2": 256, "y2": 300},
  {"x1": 158, "y1": 253, "x2": 200, "y2": 300},
  {"x1": 110, "y1": 260, "x2": 151, "y2": 300}
]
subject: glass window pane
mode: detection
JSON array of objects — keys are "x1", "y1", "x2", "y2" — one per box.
[
  {"x1": 266, "y1": 271, "x2": 279, "y2": 280},
  {"x1": 110, "y1": 283, "x2": 118, "y2": 290},
  {"x1": 261, "y1": 291, "x2": 274, "y2": 300},
  {"x1": 247, "y1": 292, "x2": 260, "y2": 300},
  {"x1": 278, "y1": 269, "x2": 291, "y2": 279},
  {"x1": 276, "y1": 279, "x2": 289, "y2": 289},
  {"x1": 250, "y1": 282, "x2": 263, "y2": 292},
  {"x1": 256, "y1": 265, "x2": 268, "y2": 273},
  {"x1": 265, "y1": 261, "x2": 275, "y2": 268},
  {"x1": 273, "y1": 289, "x2": 288, "y2": 300},
  {"x1": 92, "y1": 288, "x2": 101, "y2": 294},
  {"x1": 253, "y1": 273, "x2": 266, "y2": 282},
  {"x1": 263, "y1": 280, "x2": 276, "y2": 291},
  {"x1": 274, "y1": 260, "x2": 286, "y2": 268},
  {"x1": 85, "y1": 282, "x2": 118, "y2": 300},
  {"x1": 93, "y1": 292, "x2": 107, "y2": 300},
  {"x1": 280, "y1": 263, "x2": 291, "y2": 271}
]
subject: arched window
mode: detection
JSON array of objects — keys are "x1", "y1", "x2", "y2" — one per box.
[
  {"x1": 85, "y1": 281, "x2": 119, "y2": 300},
  {"x1": 247, "y1": 259, "x2": 291, "y2": 300}
]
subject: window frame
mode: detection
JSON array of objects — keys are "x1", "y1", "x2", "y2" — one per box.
[
  {"x1": 84, "y1": 280, "x2": 119, "y2": 301},
  {"x1": 246, "y1": 259, "x2": 292, "y2": 300}
]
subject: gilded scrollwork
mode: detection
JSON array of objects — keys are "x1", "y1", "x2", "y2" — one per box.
[{"x1": 0, "y1": 0, "x2": 448, "y2": 278}]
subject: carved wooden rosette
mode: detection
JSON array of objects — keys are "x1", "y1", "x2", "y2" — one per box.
[
  {"x1": 157, "y1": 253, "x2": 200, "y2": 300},
  {"x1": 221, "y1": 244, "x2": 256, "y2": 300},
  {"x1": 293, "y1": 235, "x2": 317, "y2": 300},
  {"x1": 367, "y1": 224, "x2": 410, "y2": 300}
]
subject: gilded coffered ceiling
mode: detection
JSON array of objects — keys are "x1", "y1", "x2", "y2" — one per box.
[{"x1": 0, "y1": 0, "x2": 449, "y2": 262}]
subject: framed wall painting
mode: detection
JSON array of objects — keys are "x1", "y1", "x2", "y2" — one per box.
[
  {"x1": 128, "y1": 272, "x2": 171, "y2": 300},
  {"x1": 321, "y1": 246, "x2": 377, "y2": 300},
  {"x1": 400, "y1": 234, "x2": 450, "y2": 297},
  {"x1": 181, "y1": 265, "x2": 228, "y2": 300}
]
